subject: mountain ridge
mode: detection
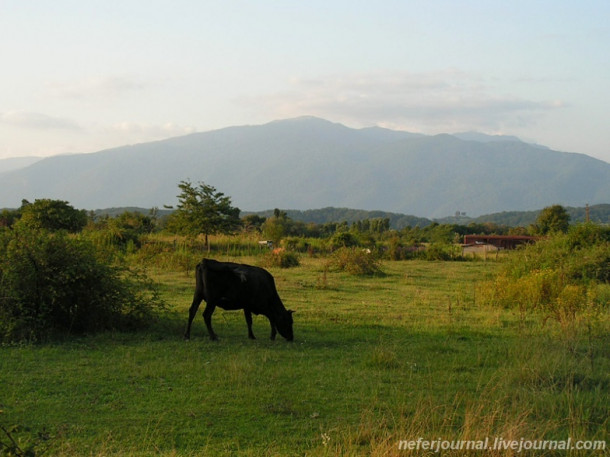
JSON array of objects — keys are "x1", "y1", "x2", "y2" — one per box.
[
  {"x1": 0, "y1": 117, "x2": 608, "y2": 218},
  {"x1": 0, "y1": 156, "x2": 43, "y2": 173}
]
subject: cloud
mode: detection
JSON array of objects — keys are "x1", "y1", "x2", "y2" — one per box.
[
  {"x1": 241, "y1": 71, "x2": 564, "y2": 134},
  {"x1": 0, "y1": 111, "x2": 81, "y2": 130},
  {"x1": 46, "y1": 75, "x2": 146, "y2": 99}
]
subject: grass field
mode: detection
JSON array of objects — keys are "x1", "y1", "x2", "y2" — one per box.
[{"x1": 1, "y1": 257, "x2": 608, "y2": 456}]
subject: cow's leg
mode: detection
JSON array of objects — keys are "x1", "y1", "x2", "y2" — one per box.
[
  {"x1": 269, "y1": 320, "x2": 277, "y2": 341},
  {"x1": 244, "y1": 310, "x2": 256, "y2": 340},
  {"x1": 184, "y1": 293, "x2": 204, "y2": 340},
  {"x1": 202, "y1": 302, "x2": 219, "y2": 341}
]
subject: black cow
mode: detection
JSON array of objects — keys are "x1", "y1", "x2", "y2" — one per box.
[{"x1": 184, "y1": 258, "x2": 294, "y2": 341}]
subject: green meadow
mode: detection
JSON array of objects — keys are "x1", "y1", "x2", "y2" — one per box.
[{"x1": 1, "y1": 257, "x2": 608, "y2": 456}]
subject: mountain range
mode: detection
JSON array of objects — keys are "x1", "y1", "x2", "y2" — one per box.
[
  {"x1": 1, "y1": 116, "x2": 609, "y2": 219},
  {"x1": 0, "y1": 156, "x2": 42, "y2": 174}
]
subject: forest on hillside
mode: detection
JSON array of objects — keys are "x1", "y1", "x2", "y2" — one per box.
[{"x1": 90, "y1": 203, "x2": 610, "y2": 230}]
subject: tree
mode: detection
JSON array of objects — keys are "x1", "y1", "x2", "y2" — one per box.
[
  {"x1": 261, "y1": 209, "x2": 292, "y2": 243},
  {"x1": 0, "y1": 208, "x2": 20, "y2": 228},
  {"x1": 168, "y1": 180, "x2": 241, "y2": 249},
  {"x1": 17, "y1": 199, "x2": 88, "y2": 232},
  {"x1": 531, "y1": 205, "x2": 570, "y2": 235},
  {"x1": 242, "y1": 214, "x2": 266, "y2": 232}
]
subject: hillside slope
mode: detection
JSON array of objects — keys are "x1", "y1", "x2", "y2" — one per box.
[
  {"x1": 0, "y1": 117, "x2": 608, "y2": 218},
  {"x1": 0, "y1": 156, "x2": 42, "y2": 173}
]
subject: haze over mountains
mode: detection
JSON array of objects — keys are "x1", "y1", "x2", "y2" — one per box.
[
  {"x1": 1, "y1": 117, "x2": 609, "y2": 219},
  {"x1": 0, "y1": 156, "x2": 42, "y2": 174}
]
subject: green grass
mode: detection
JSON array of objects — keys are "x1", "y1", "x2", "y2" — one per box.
[{"x1": 1, "y1": 258, "x2": 608, "y2": 456}]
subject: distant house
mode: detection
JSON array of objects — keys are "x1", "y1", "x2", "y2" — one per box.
[{"x1": 463, "y1": 235, "x2": 538, "y2": 250}]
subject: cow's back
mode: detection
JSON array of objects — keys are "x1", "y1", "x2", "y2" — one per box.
[{"x1": 199, "y1": 259, "x2": 281, "y2": 312}]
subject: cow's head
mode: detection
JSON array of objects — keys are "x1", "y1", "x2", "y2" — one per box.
[{"x1": 276, "y1": 309, "x2": 295, "y2": 341}]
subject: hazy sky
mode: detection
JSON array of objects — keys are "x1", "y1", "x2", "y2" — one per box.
[{"x1": 1, "y1": 1, "x2": 609, "y2": 162}]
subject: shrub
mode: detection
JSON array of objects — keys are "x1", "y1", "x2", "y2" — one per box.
[
  {"x1": 591, "y1": 283, "x2": 610, "y2": 309},
  {"x1": 480, "y1": 226, "x2": 609, "y2": 326},
  {"x1": 568, "y1": 222, "x2": 610, "y2": 248},
  {"x1": 260, "y1": 248, "x2": 300, "y2": 268},
  {"x1": 422, "y1": 243, "x2": 452, "y2": 261},
  {"x1": 386, "y1": 236, "x2": 407, "y2": 260},
  {"x1": 329, "y1": 232, "x2": 360, "y2": 249},
  {"x1": 330, "y1": 247, "x2": 384, "y2": 276},
  {"x1": 281, "y1": 237, "x2": 310, "y2": 253},
  {"x1": 17, "y1": 199, "x2": 88, "y2": 233},
  {"x1": 0, "y1": 227, "x2": 165, "y2": 342},
  {"x1": 83, "y1": 211, "x2": 156, "y2": 254}
]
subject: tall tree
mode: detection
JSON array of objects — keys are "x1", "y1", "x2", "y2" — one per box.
[
  {"x1": 531, "y1": 204, "x2": 570, "y2": 235},
  {"x1": 169, "y1": 180, "x2": 241, "y2": 249},
  {"x1": 262, "y1": 208, "x2": 292, "y2": 243}
]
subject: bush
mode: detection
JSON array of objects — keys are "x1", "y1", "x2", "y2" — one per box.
[
  {"x1": 386, "y1": 236, "x2": 407, "y2": 260},
  {"x1": 330, "y1": 247, "x2": 384, "y2": 276},
  {"x1": 421, "y1": 243, "x2": 459, "y2": 261},
  {"x1": 329, "y1": 232, "x2": 360, "y2": 249},
  {"x1": 18, "y1": 199, "x2": 88, "y2": 233},
  {"x1": 260, "y1": 249, "x2": 300, "y2": 268},
  {"x1": 480, "y1": 226, "x2": 609, "y2": 326},
  {"x1": 83, "y1": 211, "x2": 156, "y2": 254},
  {"x1": 281, "y1": 237, "x2": 310, "y2": 253},
  {"x1": 568, "y1": 222, "x2": 610, "y2": 248},
  {"x1": 0, "y1": 227, "x2": 165, "y2": 342}
]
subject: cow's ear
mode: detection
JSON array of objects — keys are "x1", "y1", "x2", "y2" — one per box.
[{"x1": 288, "y1": 309, "x2": 295, "y2": 314}]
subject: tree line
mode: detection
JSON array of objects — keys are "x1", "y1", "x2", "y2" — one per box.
[
  {"x1": 0, "y1": 182, "x2": 576, "y2": 249},
  {"x1": 0, "y1": 180, "x2": 604, "y2": 343}
]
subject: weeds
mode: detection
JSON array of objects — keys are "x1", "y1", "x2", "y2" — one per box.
[
  {"x1": 479, "y1": 226, "x2": 610, "y2": 331},
  {"x1": 0, "y1": 419, "x2": 51, "y2": 457}
]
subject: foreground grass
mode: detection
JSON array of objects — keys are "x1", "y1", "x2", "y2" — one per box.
[{"x1": 1, "y1": 258, "x2": 608, "y2": 456}]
